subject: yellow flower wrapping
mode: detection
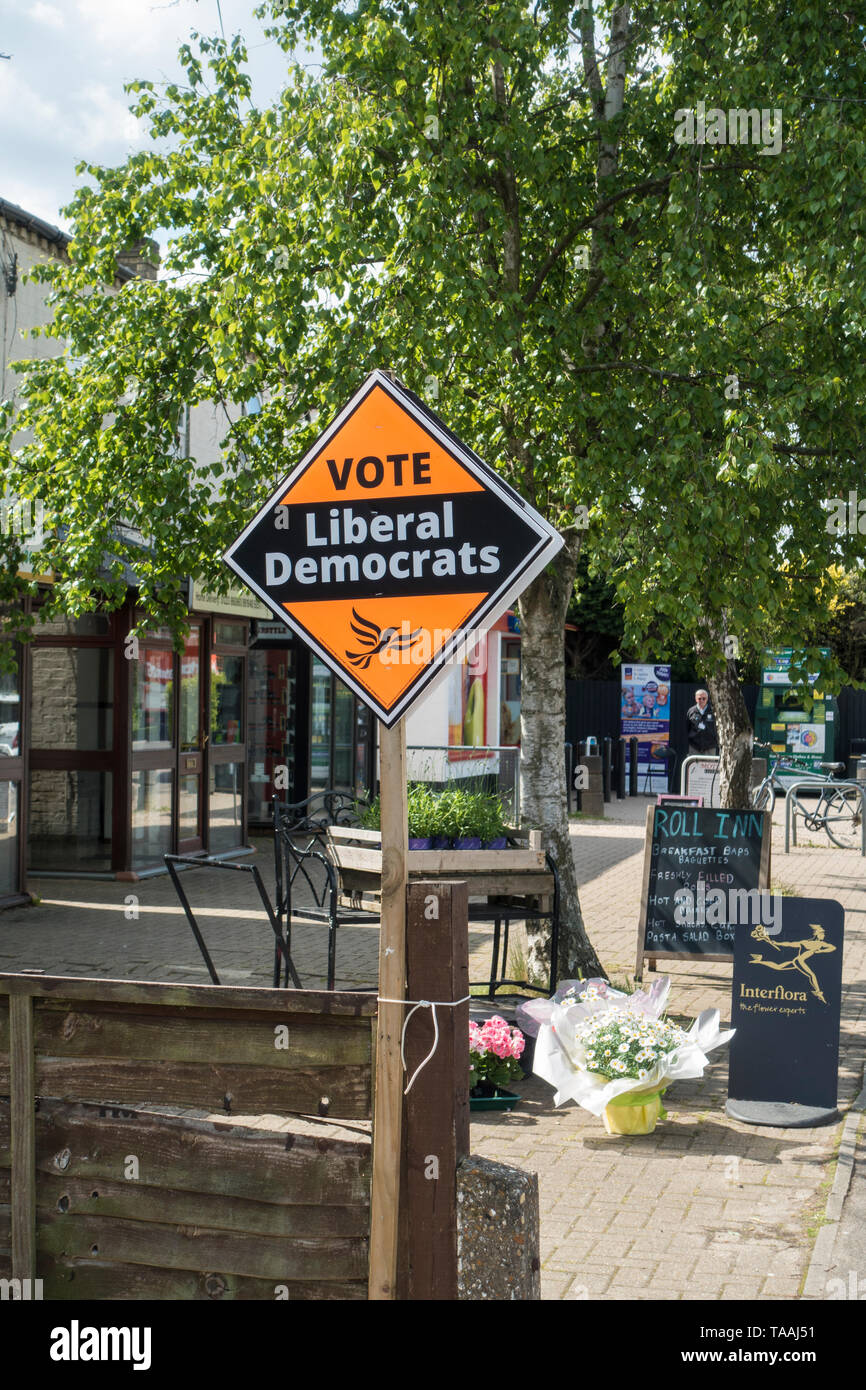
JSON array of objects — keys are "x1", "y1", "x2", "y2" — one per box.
[{"x1": 602, "y1": 1086, "x2": 668, "y2": 1135}]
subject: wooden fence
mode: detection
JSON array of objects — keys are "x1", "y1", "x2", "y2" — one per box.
[{"x1": 0, "y1": 974, "x2": 377, "y2": 1300}]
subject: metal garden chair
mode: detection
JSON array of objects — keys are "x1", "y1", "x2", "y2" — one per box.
[{"x1": 272, "y1": 790, "x2": 381, "y2": 992}]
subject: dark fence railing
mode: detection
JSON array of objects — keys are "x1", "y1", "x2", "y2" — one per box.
[{"x1": 567, "y1": 679, "x2": 866, "y2": 783}]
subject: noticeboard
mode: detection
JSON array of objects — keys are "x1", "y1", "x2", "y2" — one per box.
[{"x1": 635, "y1": 804, "x2": 772, "y2": 977}]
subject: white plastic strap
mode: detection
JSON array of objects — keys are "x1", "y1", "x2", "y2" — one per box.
[{"x1": 377, "y1": 995, "x2": 471, "y2": 1095}]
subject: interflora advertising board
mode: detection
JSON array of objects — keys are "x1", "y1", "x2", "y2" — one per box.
[{"x1": 225, "y1": 371, "x2": 563, "y2": 725}]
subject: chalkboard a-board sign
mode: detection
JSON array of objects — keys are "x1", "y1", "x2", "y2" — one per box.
[
  {"x1": 635, "y1": 805, "x2": 771, "y2": 979},
  {"x1": 727, "y1": 897, "x2": 844, "y2": 1127}
]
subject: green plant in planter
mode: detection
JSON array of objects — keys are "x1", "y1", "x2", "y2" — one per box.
[
  {"x1": 478, "y1": 794, "x2": 508, "y2": 844},
  {"x1": 407, "y1": 783, "x2": 438, "y2": 839},
  {"x1": 428, "y1": 786, "x2": 457, "y2": 842},
  {"x1": 448, "y1": 787, "x2": 479, "y2": 841},
  {"x1": 356, "y1": 785, "x2": 508, "y2": 843},
  {"x1": 358, "y1": 796, "x2": 381, "y2": 830}
]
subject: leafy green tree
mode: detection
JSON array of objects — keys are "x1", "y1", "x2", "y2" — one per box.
[{"x1": 3, "y1": 2, "x2": 866, "y2": 975}]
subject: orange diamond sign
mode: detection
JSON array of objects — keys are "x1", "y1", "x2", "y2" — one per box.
[{"x1": 225, "y1": 371, "x2": 563, "y2": 725}]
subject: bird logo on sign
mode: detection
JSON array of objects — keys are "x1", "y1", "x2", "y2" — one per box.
[{"x1": 345, "y1": 608, "x2": 422, "y2": 669}]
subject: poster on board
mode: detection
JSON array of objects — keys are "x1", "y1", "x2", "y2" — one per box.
[
  {"x1": 621, "y1": 662, "x2": 671, "y2": 791},
  {"x1": 447, "y1": 633, "x2": 489, "y2": 761}
]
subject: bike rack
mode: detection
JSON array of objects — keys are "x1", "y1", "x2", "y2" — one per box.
[
  {"x1": 679, "y1": 754, "x2": 768, "y2": 806},
  {"x1": 783, "y1": 778, "x2": 866, "y2": 856}
]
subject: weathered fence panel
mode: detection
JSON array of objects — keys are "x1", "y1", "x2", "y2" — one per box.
[{"x1": 0, "y1": 974, "x2": 375, "y2": 1300}]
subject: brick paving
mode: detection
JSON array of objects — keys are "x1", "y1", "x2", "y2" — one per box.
[{"x1": 0, "y1": 796, "x2": 864, "y2": 1300}]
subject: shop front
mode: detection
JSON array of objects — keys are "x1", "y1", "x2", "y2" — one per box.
[
  {"x1": 247, "y1": 621, "x2": 376, "y2": 826},
  {"x1": 21, "y1": 592, "x2": 254, "y2": 879}
]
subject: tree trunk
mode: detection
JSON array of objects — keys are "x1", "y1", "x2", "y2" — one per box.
[
  {"x1": 694, "y1": 632, "x2": 754, "y2": 809},
  {"x1": 519, "y1": 534, "x2": 606, "y2": 983}
]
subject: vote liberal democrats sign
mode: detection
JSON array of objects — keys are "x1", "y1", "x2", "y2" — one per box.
[{"x1": 225, "y1": 370, "x2": 563, "y2": 725}]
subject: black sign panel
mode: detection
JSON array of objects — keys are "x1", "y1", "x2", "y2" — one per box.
[
  {"x1": 638, "y1": 805, "x2": 771, "y2": 962},
  {"x1": 728, "y1": 897, "x2": 844, "y2": 1112}
]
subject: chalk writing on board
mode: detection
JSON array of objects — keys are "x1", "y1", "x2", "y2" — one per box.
[{"x1": 640, "y1": 806, "x2": 770, "y2": 958}]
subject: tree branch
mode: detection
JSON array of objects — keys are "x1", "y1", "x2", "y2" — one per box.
[{"x1": 524, "y1": 172, "x2": 671, "y2": 306}]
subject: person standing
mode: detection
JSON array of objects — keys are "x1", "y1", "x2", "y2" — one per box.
[{"x1": 687, "y1": 688, "x2": 717, "y2": 754}]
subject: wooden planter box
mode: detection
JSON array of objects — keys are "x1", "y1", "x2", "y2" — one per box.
[{"x1": 326, "y1": 826, "x2": 553, "y2": 901}]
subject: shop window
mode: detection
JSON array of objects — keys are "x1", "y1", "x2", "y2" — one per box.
[
  {"x1": 35, "y1": 613, "x2": 111, "y2": 637},
  {"x1": 209, "y1": 762, "x2": 243, "y2": 853},
  {"x1": 0, "y1": 660, "x2": 20, "y2": 757},
  {"x1": 211, "y1": 654, "x2": 244, "y2": 745},
  {"x1": 310, "y1": 661, "x2": 332, "y2": 788},
  {"x1": 0, "y1": 782, "x2": 18, "y2": 895},
  {"x1": 30, "y1": 648, "x2": 114, "y2": 751},
  {"x1": 132, "y1": 647, "x2": 174, "y2": 750},
  {"x1": 131, "y1": 768, "x2": 174, "y2": 868},
  {"x1": 333, "y1": 682, "x2": 354, "y2": 787},
  {"x1": 29, "y1": 769, "x2": 113, "y2": 871},
  {"x1": 214, "y1": 621, "x2": 246, "y2": 646},
  {"x1": 247, "y1": 647, "x2": 297, "y2": 817},
  {"x1": 179, "y1": 774, "x2": 200, "y2": 843},
  {"x1": 179, "y1": 630, "x2": 201, "y2": 751}
]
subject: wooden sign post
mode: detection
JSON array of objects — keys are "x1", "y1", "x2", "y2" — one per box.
[
  {"x1": 368, "y1": 719, "x2": 408, "y2": 1300},
  {"x1": 224, "y1": 368, "x2": 563, "y2": 1301}
]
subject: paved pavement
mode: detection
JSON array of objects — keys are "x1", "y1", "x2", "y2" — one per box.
[{"x1": 1, "y1": 796, "x2": 864, "y2": 1301}]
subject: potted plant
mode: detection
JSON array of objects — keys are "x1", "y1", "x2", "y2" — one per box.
[
  {"x1": 480, "y1": 794, "x2": 508, "y2": 848},
  {"x1": 469, "y1": 1015, "x2": 526, "y2": 1110},
  {"x1": 431, "y1": 787, "x2": 458, "y2": 848},
  {"x1": 355, "y1": 786, "x2": 511, "y2": 851},
  {"x1": 407, "y1": 783, "x2": 435, "y2": 849},
  {"x1": 530, "y1": 978, "x2": 734, "y2": 1135},
  {"x1": 452, "y1": 787, "x2": 483, "y2": 848}
]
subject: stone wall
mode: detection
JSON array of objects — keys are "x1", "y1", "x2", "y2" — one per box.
[{"x1": 457, "y1": 1153, "x2": 541, "y2": 1300}]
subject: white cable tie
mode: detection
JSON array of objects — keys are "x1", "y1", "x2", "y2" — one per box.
[{"x1": 376, "y1": 995, "x2": 471, "y2": 1095}]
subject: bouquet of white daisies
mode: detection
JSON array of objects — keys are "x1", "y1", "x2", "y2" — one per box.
[{"x1": 517, "y1": 977, "x2": 733, "y2": 1134}]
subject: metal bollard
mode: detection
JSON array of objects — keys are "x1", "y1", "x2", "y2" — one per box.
[
  {"x1": 616, "y1": 739, "x2": 626, "y2": 799},
  {"x1": 629, "y1": 737, "x2": 639, "y2": 796},
  {"x1": 602, "y1": 736, "x2": 612, "y2": 802}
]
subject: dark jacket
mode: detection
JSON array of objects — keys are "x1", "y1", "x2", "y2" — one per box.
[{"x1": 686, "y1": 702, "x2": 717, "y2": 754}]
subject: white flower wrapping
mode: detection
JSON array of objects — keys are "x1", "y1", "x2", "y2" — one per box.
[{"x1": 517, "y1": 977, "x2": 734, "y2": 1116}]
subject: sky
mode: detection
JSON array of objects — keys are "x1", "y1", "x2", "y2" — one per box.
[{"x1": 0, "y1": 0, "x2": 295, "y2": 229}]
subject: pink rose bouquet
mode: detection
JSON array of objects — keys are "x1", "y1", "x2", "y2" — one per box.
[{"x1": 469, "y1": 1015, "x2": 525, "y2": 1093}]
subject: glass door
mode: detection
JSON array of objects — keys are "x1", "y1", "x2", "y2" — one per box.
[
  {"x1": 247, "y1": 643, "x2": 298, "y2": 822},
  {"x1": 333, "y1": 681, "x2": 354, "y2": 789},
  {"x1": 310, "y1": 660, "x2": 333, "y2": 790},
  {"x1": 178, "y1": 625, "x2": 204, "y2": 852},
  {"x1": 0, "y1": 645, "x2": 24, "y2": 901},
  {"x1": 207, "y1": 622, "x2": 247, "y2": 854},
  {"x1": 130, "y1": 634, "x2": 175, "y2": 869}
]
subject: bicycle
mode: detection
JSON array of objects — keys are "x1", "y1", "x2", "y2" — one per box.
[{"x1": 750, "y1": 742, "x2": 863, "y2": 849}]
